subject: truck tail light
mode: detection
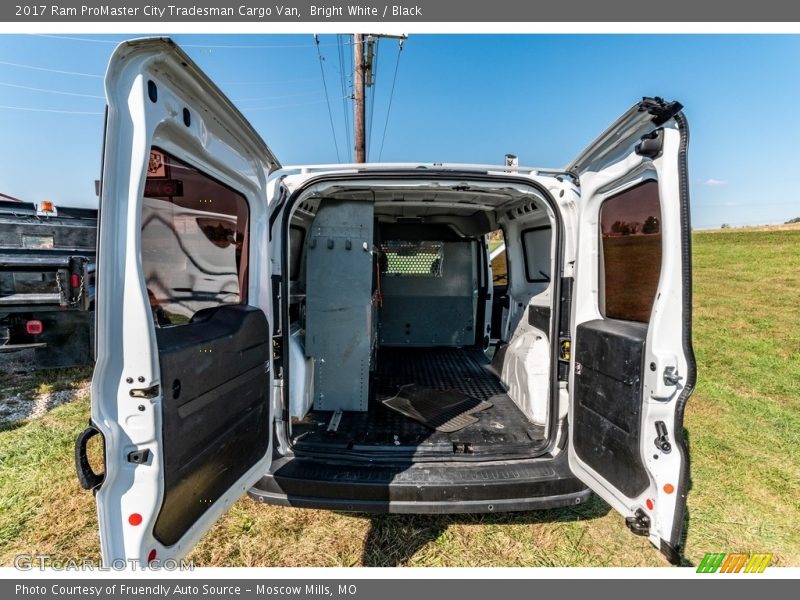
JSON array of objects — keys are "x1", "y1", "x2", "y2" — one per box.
[{"x1": 26, "y1": 320, "x2": 43, "y2": 335}]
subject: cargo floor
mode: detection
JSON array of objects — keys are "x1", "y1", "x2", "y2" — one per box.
[{"x1": 291, "y1": 347, "x2": 546, "y2": 458}]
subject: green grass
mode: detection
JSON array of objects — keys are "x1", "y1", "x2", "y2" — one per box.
[
  {"x1": 0, "y1": 388, "x2": 100, "y2": 562},
  {"x1": 1, "y1": 229, "x2": 798, "y2": 567}
]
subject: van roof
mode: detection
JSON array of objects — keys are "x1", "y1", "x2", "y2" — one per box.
[{"x1": 276, "y1": 162, "x2": 569, "y2": 179}]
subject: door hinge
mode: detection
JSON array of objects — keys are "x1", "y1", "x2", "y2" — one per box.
[
  {"x1": 559, "y1": 339, "x2": 572, "y2": 361},
  {"x1": 635, "y1": 128, "x2": 664, "y2": 159},
  {"x1": 625, "y1": 508, "x2": 651, "y2": 537},
  {"x1": 654, "y1": 420, "x2": 672, "y2": 453},
  {"x1": 638, "y1": 97, "x2": 684, "y2": 126}
]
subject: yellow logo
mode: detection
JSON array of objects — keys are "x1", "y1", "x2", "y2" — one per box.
[{"x1": 696, "y1": 553, "x2": 772, "y2": 573}]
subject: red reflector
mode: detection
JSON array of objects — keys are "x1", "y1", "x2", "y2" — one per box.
[
  {"x1": 147, "y1": 549, "x2": 157, "y2": 563},
  {"x1": 70, "y1": 273, "x2": 80, "y2": 288},
  {"x1": 646, "y1": 498, "x2": 654, "y2": 511},
  {"x1": 26, "y1": 320, "x2": 43, "y2": 335},
  {"x1": 128, "y1": 513, "x2": 143, "y2": 526}
]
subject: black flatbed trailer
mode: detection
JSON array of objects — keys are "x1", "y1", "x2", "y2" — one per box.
[{"x1": 0, "y1": 199, "x2": 97, "y2": 367}]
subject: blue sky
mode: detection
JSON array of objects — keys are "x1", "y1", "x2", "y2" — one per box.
[{"x1": 1, "y1": 33, "x2": 798, "y2": 228}]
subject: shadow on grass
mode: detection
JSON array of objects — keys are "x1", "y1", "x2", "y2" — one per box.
[{"x1": 360, "y1": 494, "x2": 611, "y2": 566}]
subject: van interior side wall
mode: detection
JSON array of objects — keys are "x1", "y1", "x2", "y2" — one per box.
[
  {"x1": 492, "y1": 207, "x2": 556, "y2": 430},
  {"x1": 281, "y1": 182, "x2": 558, "y2": 459}
]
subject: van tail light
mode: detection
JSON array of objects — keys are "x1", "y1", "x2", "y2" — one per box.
[{"x1": 26, "y1": 320, "x2": 43, "y2": 335}]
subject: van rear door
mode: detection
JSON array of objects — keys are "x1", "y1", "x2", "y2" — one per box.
[
  {"x1": 566, "y1": 98, "x2": 696, "y2": 564},
  {"x1": 80, "y1": 38, "x2": 280, "y2": 565}
]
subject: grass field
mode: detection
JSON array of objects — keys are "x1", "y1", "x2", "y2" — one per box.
[{"x1": 1, "y1": 228, "x2": 798, "y2": 567}]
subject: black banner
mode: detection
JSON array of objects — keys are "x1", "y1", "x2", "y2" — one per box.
[
  {"x1": 4, "y1": 579, "x2": 794, "y2": 600},
  {"x1": 3, "y1": 0, "x2": 800, "y2": 22}
]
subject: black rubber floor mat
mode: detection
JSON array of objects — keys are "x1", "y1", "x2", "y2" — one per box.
[
  {"x1": 382, "y1": 383, "x2": 493, "y2": 432},
  {"x1": 292, "y1": 347, "x2": 546, "y2": 456}
]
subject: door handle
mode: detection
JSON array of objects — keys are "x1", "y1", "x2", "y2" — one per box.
[
  {"x1": 654, "y1": 421, "x2": 672, "y2": 453},
  {"x1": 74, "y1": 423, "x2": 105, "y2": 492}
]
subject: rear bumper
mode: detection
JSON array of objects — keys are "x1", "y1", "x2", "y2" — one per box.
[
  {"x1": 248, "y1": 450, "x2": 591, "y2": 514},
  {"x1": 0, "y1": 342, "x2": 47, "y2": 352}
]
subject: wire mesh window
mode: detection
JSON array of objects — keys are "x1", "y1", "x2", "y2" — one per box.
[{"x1": 381, "y1": 240, "x2": 444, "y2": 277}]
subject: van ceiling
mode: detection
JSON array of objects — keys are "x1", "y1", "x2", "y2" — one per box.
[
  {"x1": 323, "y1": 187, "x2": 523, "y2": 208},
  {"x1": 290, "y1": 183, "x2": 551, "y2": 236}
]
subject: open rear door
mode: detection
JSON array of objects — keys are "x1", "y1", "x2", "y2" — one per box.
[
  {"x1": 80, "y1": 38, "x2": 281, "y2": 565},
  {"x1": 567, "y1": 98, "x2": 696, "y2": 564}
]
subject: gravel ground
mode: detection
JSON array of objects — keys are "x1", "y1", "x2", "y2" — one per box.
[{"x1": 0, "y1": 350, "x2": 92, "y2": 428}]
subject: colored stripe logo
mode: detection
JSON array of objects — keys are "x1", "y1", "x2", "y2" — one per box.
[{"x1": 697, "y1": 553, "x2": 772, "y2": 573}]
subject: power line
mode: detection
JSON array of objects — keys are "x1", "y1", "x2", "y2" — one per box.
[
  {"x1": 243, "y1": 99, "x2": 331, "y2": 112},
  {"x1": 217, "y1": 78, "x2": 315, "y2": 85},
  {"x1": 0, "y1": 81, "x2": 104, "y2": 99},
  {"x1": 0, "y1": 59, "x2": 103, "y2": 78},
  {"x1": 367, "y1": 39, "x2": 379, "y2": 160},
  {"x1": 0, "y1": 105, "x2": 103, "y2": 115},
  {"x1": 337, "y1": 35, "x2": 352, "y2": 162},
  {"x1": 28, "y1": 34, "x2": 123, "y2": 44},
  {"x1": 314, "y1": 35, "x2": 341, "y2": 162},
  {"x1": 378, "y1": 40, "x2": 405, "y2": 162},
  {"x1": 233, "y1": 90, "x2": 321, "y2": 102},
  {"x1": 348, "y1": 36, "x2": 355, "y2": 160},
  {"x1": 30, "y1": 34, "x2": 338, "y2": 49}
]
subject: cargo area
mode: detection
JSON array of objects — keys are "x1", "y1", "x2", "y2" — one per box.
[
  {"x1": 283, "y1": 181, "x2": 557, "y2": 462},
  {"x1": 291, "y1": 346, "x2": 546, "y2": 459}
]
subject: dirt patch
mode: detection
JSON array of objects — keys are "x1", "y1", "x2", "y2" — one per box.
[{"x1": 1, "y1": 382, "x2": 91, "y2": 427}]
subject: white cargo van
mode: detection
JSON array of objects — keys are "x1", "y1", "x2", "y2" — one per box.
[{"x1": 75, "y1": 38, "x2": 696, "y2": 566}]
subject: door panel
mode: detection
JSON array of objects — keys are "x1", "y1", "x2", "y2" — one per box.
[
  {"x1": 572, "y1": 319, "x2": 649, "y2": 498},
  {"x1": 153, "y1": 305, "x2": 270, "y2": 546},
  {"x1": 83, "y1": 38, "x2": 278, "y2": 565},
  {"x1": 567, "y1": 98, "x2": 696, "y2": 564}
]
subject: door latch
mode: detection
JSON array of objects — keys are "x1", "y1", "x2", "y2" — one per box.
[
  {"x1": 127, "y1": 448, "x2": 151, "y2": 464},
  {"x1": 129, "y1": 384, "x2": 160, "y2": 399},
  {"x1": 654, "y1": 420, "x2": 672, "y2": 453},
  {"x1": 663, "y1": 366, "x2": 683, "y2": 387}
]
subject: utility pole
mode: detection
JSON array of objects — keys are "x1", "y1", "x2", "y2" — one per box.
[
  {"x1": 353, "y1": 33, "x2": 366, "y2": 163},
  {"x1": 352, "y1": 33, "x2": 407, "y2": 163}
]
